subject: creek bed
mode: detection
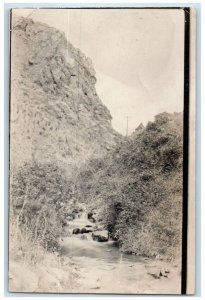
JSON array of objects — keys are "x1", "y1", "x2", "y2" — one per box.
[{"x1": 59, "y1": 212, "x2": 181, "y2": 294}]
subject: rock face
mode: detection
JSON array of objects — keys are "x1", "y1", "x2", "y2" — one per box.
[
  {"x1": 130, "y1": 123, "x2": 145, "y2": 139},
  {"x1": 92, "y1": 230, "x2": 109, "y2": 242},
  {"x1": 10, "y1": 15, "x2": 121, "y2": 171}
]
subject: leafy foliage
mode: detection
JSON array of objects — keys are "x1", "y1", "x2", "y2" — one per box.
[
  {"x1": 10, "y1": 161, "x2": 74, "y2": 251},
  {"x1": 75, "y1": 112, "x2": 183, "y2": 259}
]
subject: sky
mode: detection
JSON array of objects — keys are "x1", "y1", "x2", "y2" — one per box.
[{"x1": 14, "y1": 9, "x2": 185, "y2": 135}]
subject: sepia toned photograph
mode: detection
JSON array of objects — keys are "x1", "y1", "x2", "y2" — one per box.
[{"x1": 9, "y1": 7, "x2": 195, "y2": 294}]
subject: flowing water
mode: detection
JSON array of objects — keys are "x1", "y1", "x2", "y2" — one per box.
[
  {"x1": 60, "y1": 212, "x2": 141, "y2": 263},
  {"x1": 60, "y1": 212, "x2": 180, "y2": 294}
]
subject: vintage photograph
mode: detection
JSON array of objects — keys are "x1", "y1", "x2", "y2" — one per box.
[{"x1": 9, "y1": 8, "x2": 193, "y2": 294}]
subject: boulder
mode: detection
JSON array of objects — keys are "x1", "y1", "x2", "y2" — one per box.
[
  {"x1": 87, "y1": 212, "x2": 93, "y2": 219},
  {"x1": 92, "y1": 230, "x2": 109, "y2": 242},
  {"x1": 72, "y1": 228, "x2": 80, "y2": 234},
  {"x1": 80, "y1": 227, "x2": 93, "y2": 234}
]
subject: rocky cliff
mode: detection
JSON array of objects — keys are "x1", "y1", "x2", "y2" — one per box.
[{"x1": 10, "y1": 16, "x2": 121, "y2": 171}]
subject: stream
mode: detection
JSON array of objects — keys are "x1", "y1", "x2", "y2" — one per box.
[
  {"x1": 59, "y1": 212, "x2": 181, "y2": 294},
  {"x1": 60, "y1": 212, "x2": 141, "y2": 262}
]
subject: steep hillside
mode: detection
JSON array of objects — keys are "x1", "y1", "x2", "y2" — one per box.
[
  {"x1": 10, "y1": 15, "x2": 121, "y2": 171},
  {"x1": 75, "y1": 112, "x2": 183, "y2": 259},
  {"x1": 9, "y1": 15, "x2": 122, "y2": 254}
]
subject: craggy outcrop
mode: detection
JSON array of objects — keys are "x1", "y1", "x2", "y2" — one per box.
[{"x1": 10, "y1": 16, "x2": 121, "y2": 170}]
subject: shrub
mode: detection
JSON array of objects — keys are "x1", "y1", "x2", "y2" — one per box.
[
  {"x1": 10, "y1": 161, "x2": 72, "y2": 251},
  {"x1": 74, "y1": 112, "x2": 183, "y2": 259}
]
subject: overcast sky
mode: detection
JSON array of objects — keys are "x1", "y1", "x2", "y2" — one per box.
[{"x1": 14, "y1": 9, "x2": 185, "y2": 135}]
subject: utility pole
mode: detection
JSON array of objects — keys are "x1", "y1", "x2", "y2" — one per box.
[{"x1": 126, "y1": 116, "x2": 129, "y2": 137}]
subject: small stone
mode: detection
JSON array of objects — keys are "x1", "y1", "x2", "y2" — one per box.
[{"x1": 72, "y1": 228, "x2": 80, "y2": 234}]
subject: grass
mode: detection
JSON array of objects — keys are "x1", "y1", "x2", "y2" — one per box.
[{"x1": 9, "y1": 208, "x2": 78, "y2": 293}]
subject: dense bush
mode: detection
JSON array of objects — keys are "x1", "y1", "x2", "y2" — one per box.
[
  {"x1": 75, "y1": 112, "x2": 183, "y2": 259},
  {"x1": 10, "y1": 161, "x2": 73, "y2": 251}
]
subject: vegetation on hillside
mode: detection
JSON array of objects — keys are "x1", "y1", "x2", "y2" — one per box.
[
  {"x1": 10, "y1": 161, "x2": 79, "y2": 251},
  {"x1": 74, "y1": 112, "x2": 183, "y2": 259}
]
